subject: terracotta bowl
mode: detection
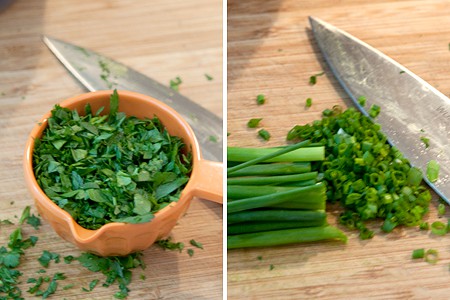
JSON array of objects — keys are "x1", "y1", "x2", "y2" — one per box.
[{"x1": 24, "y1": 90, "x2": 222, "y2": 256}]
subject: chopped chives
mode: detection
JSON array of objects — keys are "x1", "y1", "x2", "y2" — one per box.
[
  {"x1": 431, "y1": 221, "x2": 447, "y2": 236},
  {"x1": 247, "y1": 118, "x2": 262, "y2": 128},
  {"x1": 256, "y1": 94, "x2": 266, "y2": 105},
  {"x1": 427, "y1": 160, "x2": 440, "y2": 183},
  {"x1": 258, "y1": 129, "x2": 271, "y2": 141},
  {"x1": 412, "y1": 248, "x2": 425, "y2": 259},
  {"x1": 425, "y1": 249, "x2": 438, "y2": 264},
  {"x1": 438, "y1": 203, "x2": 446, "y2": 216}
]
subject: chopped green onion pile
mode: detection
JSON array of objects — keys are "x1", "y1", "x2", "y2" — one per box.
[
  {"x1": 227, "y1": 141, "x2": 347, "y2": 249},
  {"x1": 287, "y1": 107, "x2": 432, "y2": 239}
]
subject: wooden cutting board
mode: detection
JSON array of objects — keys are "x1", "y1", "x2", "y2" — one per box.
[
  {"x1": 0, "y1": 0, "x2": 222, "y2": 299},
  {"x1": 227, "y1": 0, "x2": 450, "y2": 299}
]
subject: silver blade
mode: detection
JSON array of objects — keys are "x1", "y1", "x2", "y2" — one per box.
[
  {"x1": 43, "y1": 36, "x2": 222, "y2": 162},
  {"x1": 309, "y1": 17, "x2": 450, "y2": 203}
]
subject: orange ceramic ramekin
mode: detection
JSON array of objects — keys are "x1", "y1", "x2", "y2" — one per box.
[{"x1": 23, "y1": 90, "x2": 223, "y2": 256}]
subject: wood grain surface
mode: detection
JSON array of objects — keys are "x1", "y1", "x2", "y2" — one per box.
[
  {"x1": 0, "y1": 0, "x2": 222, "y2": 299},
  {"x1": 227, "y1": 0, "x2": 450, "y2": 299}
]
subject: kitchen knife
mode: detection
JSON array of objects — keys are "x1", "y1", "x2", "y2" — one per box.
[
  {"x1": 309, "y1": 17, "x2": 450, "y2": 203},
  {"x1": 42, "y1": 36, "x2": 223, "y2": 162}
]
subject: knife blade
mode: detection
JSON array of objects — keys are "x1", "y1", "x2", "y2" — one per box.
[
  {"x1": 42, "y1": 36, "x2": 223, "y2": 162},
  {"x1": 309, "y1": 17, "x2": 450, "y2": 203}
]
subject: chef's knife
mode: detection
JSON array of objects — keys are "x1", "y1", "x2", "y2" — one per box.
[
  {"x1": 43, "y1": 36, "x2": 223, "y2": 162},
  {"x1": 309, "y1": 17, "x2": 450, "y2": 203}
]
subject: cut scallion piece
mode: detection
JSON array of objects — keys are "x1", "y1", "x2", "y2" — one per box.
[{"x1": 412, "y1": 248, "x2": 425, "y2": 259}]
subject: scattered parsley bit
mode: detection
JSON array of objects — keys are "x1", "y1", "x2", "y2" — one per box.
[
  {"x1": 27, "y1": 214, "x2": 41, "y2": 230},
  {"x1": 256, "y1": 94, "x2": 266, "y2": 105},
  {"x1": 157, "y1": 237, "x2": 184, "y2": 252},
  {"x1": 189, "y1": 239, "x2": 203, "y2": 249},
  {"x1": 399, "y1": 70, "x2": 406, "y2": 74},
  {"x1": 257, "y1": 256, "x2": 263, "y2": 261},
  {"x1": 33, "y1": 90, "x2": 192, "y2": 230},
  {"x1": 358, "y1": 96, "x2": 366, "y2": 106},
  {"x1": 305, "y1": 98, "x2": 312, "y2": 108},
  {"x1": 258, "y1": 129, "x2": 271, "y2": 141},
  {"x1": 99, "y1": 59, "x2": 115, "y2": 89},
  {"x1": 76, "y1": 251, "x2": 145, "y2": 299},
  {"x1": 187, "y1": 249, "x2": 194, "y2": 257},
  {"x1": 209, "y1": 135, "x2": 218, "y2": 143},
  {"x1": 412, "y1": 248, "x2": 425, "y2": 259},
  {"x1": 420, "y1": 136, "x2": 430, "y2": 148},
  {"x1": 38, "y1": 250, "x2": 60, "y2": 268},
  {"x1": 269, "y1": 264, "x2": 274, "y2": 271},
  {"x1": 309, "y1": 71, "x2": 324, "y2": 85},
  {"x1": 82, "y1": 279, "x2": 99, "y2": 292},
  {"x1": 140, "y1": 274, "x2": 146, "y2": 281},
  {"x1": 18, "y1": 206, "x2": 31, "y2": 225},
  {"x1": 169, "y1": 76, "x2": 182, "y2": 91},
  {"x1": 37, "y1": 269, "x2": 47, "y2": 274},
  {"x1": 62, "y1": 284, "x2": 74, "y2": 290},
  {"x1": 247, "y1": 118, "x2": 262, "y2": 128},
  {"x1": 426, "y1": 160, "x2": 440, "y2": 183},
  {"x1": 27, "y1": 272, "x2": 66, "y2": 299},
  {"x1": 204, "y1": 73, "x2": 213, "y2": 81},
  {"x1": 64, "y1": 255, "x2": 75, "y2": 264},
  {"x1": 368, "y1": 104, "x2": 381, "y2": 118}
]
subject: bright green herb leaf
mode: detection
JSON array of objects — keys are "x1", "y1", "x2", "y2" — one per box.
[
  {"x1": 189, "y1": 239, "x2": 203, "y2": 249},
  {"x1": 26, "y1": 214, "x2": 41, "y2": 230},
  {"x1": 187, "y1": 249, "x2": 194, "y2": 257},
  {"x1": 156, "y1": 238, "x2": 184, "y2": 252},
  {"x1": 204, "y1": 73, "x2": 213, "y2": 81},
  {"x1": 38, "y1": 250, "x2": 60, "y2": 268}
]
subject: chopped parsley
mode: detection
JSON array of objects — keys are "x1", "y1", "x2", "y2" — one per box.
[
  {"x1": 32, "y1": 90, "x2": 192, "y2": 230},
  {"x1": 38, "y1": 250, "x2": 60, "y2": 268},
  {"x1": 187, "y1": 249, "x2": 194, "y2": 257},
  {"x1": 204, "y1": 73, "x2": 213, "y2": 81},
  {"x1": 156, "y1": 237, "x2": 185, "y2": 252},
  {"x1": 189, "y1": 239, "x2": 203, "y2": 249}
]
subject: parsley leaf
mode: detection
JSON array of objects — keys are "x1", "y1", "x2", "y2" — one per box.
[
  {"x1": 38, "y1": 250, "x2": 60, "y2": 268},
  {"x1": 189, "y1": 239, "x2": 203, "y2": 249},
  {"x1": 156, "y1": 237, "x2": 184, "y2": 252}
]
